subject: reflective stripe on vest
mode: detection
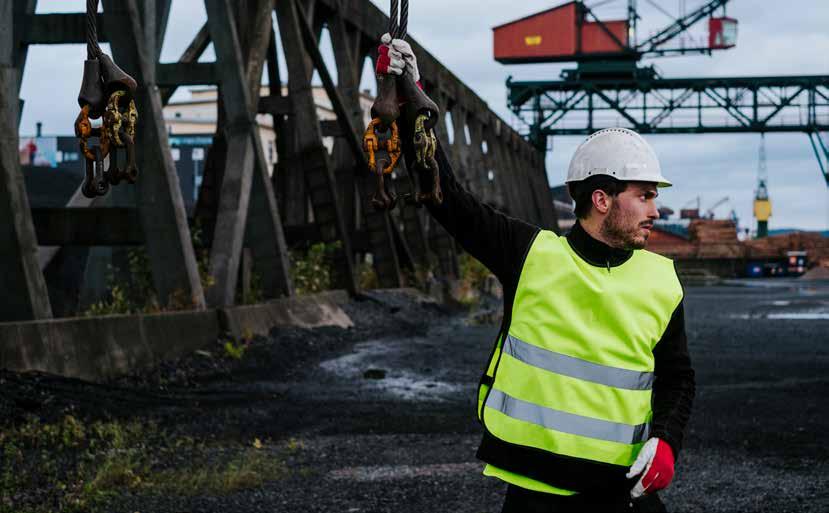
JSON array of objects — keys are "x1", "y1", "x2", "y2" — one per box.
[
  {"x1": 486, "y1": 388, "x2": 650, "y2": 445},
  {"x1": 503, "y1": 334, "x2": 654, "y2": 391},
  {"x1": 479, "y1": 230, "x2": 683, "y2": 470}
]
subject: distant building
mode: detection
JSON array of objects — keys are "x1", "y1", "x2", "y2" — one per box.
[{"x1": 161, "y1": 85, "x2": 375, "y2": 212}]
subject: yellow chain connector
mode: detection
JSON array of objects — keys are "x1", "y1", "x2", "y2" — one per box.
[{"x1": 363, "y1": 118, "x2": 401, "y2": 174}]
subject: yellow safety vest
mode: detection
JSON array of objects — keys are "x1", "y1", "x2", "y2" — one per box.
[{"x1": 476, "y1": 230, "x2": 683, "y2": 493}]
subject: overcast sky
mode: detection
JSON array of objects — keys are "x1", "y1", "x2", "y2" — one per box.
[{"x1": 21, "y1": 0, "x2": 829, "y2": 231}]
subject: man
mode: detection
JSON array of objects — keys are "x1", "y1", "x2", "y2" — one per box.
[{"x1": 378, "y1": 36, "x2": 695, "y2": 513}]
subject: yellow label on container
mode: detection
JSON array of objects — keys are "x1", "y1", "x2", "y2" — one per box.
[{"x1": 524, "y1": 35, "x2": 542, "y2": 46}]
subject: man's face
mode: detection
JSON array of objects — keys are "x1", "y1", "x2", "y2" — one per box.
[{"x1": 600, "y1": 182, "x2": 660, "y2": 250}]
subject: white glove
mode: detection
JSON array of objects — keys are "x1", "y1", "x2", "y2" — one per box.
[
  {"x1": 379, "y1": 33, "x2": 420, "y2": 83},
  {"x1": 625, "y1": 437, "x2": 676, "y2": 499}
]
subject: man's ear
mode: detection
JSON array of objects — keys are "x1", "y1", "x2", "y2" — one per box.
[{"x1": 591, "y1": 189, "x2": 611, "y2": 215}]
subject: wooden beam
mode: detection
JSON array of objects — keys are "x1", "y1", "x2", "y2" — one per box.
[
  {"x1": 204, "y1": 0, "x2": 293, "y2": 305},
  {"x1": 156, "y1": 62, "x2": 218, "y2": 86},
  {"x1": 102, "y1": 0, "x2": 207, "y2": 309},
  {"x1": 320, "y1": 118, "x2": 342, "y2": 137},
  {"x1": 294, "y1": 0, "x2": 365, "y2": 169},
  {"x1": 275, "y1": 0, "x2": 358, "y2": 293},
  {"x1": 0, "y1": 0, "x2": 53, "y2": 321},
  {"x1": 326, "y1": 9, "x2": 406, "y2": 288},
  {"x1": 155, "y1": 0, "x2": 172, "y2": 61},
  {"x1": 32, "y1": 208, "x2": 144, "y2": 246},
  {"x1": 22, "y1": 13, "x2": 110, "y2": 45},
  {"x1": 257, "y1": 94, "x2": 293, "y2": 115},
  {"x1": 160, "y1": 23, "x2": 211, "y2": 105},
  {"x1": 37, "y1": 182, "x2": 95, "y2": 270}
]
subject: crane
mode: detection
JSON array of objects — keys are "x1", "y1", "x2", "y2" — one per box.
[
  {"x1": 753, "y1": 135, "x2": 772, "y2": 238},
  {"x1": 494, "y1": 1, "x2": 829, "y2": 186},
  {"x1": 705, "y1": 196, "x2": 730, "y2": 219},
  {"x1": 494, "y1": 0, "x2": 736, "y2": 82}
]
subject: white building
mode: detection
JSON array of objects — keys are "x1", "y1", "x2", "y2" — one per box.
[{"x1": 163, "y1": 85, "x2": 376, "y2": 174}]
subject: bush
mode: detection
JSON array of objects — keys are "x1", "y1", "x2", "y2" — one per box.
[{"x1": 289, "y1": 242, "x2": 341, "y2": 295}]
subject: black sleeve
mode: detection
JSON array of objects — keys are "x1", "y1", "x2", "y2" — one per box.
[
  {"x1": 398, "y1": 114, "x2": 538, "y2": 290},
  {"x1": 651, "y1": 300, "x2": 696, "y2": 459}
]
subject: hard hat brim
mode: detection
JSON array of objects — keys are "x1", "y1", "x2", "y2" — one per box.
[{"x1": 565, "y1": 172, "x2": 672, "y2": 188}]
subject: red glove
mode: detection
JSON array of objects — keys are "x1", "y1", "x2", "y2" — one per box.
[
  {"x1": 376, "y1": 42, "x2": 393, "y2": 76},
  {"x1": 375, "y1": 33, "x2": 423, "y2": 90},
  {"x1": 625, "y1": 437, "x2": 675, "y2": 498}
]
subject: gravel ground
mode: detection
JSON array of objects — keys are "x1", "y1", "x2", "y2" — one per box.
[{"x1": 2, "y1": 282, "x2": 828, "y2": 513}]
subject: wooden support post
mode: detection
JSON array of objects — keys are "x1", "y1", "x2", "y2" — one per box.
[
  {"x1": 451, "y1": 105, "x2": 473, "y2": 190},
  {"x1": 327, "y1": 8, "x2": 406, "y2": 288},
  {"x1": 102, "y1": 0, "x2": 206, "y2": 309},
  {"x1": 155, "y1": 0, "x2": 172, "y2": 61},
  {"x1": 481, "y1": 124, "x2": 504, "y2": 211},
  {"x1": 275, "y1": 0, "x2": 359, "y2": 293},
  {"x1": 466, "y1": 116, "x2": 488, "y2": 203},
  {"x1": 391, "y1": 168, "x2": 431, "y2": 271},
  {"x1": 241, "y1": 1, "x2": 294, "y2": 300},
  {"x1": 159, "y1": 23, "x2": 211, "y2": 105},
  {"x1": 527, "y1": 147, "x2": 558, "y2": 231},
  {"x1": 499, "y1": 132, "x2": 518, "y2": 217},
  {"x1": 418, "y1": 87, "x2": 458, "y2": 280},
  {"x1": 0, "y1": 0, "x2": 52, "y2": 321},
  {"x1": 203, "y1": 0, "x2": 292, "y2": 306},
  {"x1": 263, "y1": 27, "x2": 293, "y2": 221}
]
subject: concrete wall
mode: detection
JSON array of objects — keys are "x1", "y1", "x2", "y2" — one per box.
[{"x1": 0, "y1": 291, "x2": 353, "y2": 381}]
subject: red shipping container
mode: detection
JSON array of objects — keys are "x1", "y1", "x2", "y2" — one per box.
[
  {"x1": 493, "y1": 1, "x2": 629, "y2": 64},
  {"x1": 581, "y1": 20, "x2": 628, "y2": 54}
]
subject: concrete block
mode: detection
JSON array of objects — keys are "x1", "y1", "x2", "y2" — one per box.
[
  {"x1": 0, "y1": 310, "x2": 219, "y2": 381},
  {"x1": 219, "y1": 290, "x2": 353, "y2": 338},
  {"x1": 0, "y1": 290, "x2": 352, "y2": 381}
]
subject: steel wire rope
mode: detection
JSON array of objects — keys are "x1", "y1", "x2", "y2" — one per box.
[{"x1": 86, "y1": 0, "x2": 104, "y2": 60}]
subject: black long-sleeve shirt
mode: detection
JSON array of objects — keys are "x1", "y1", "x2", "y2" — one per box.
[{"x1": 400, "y1": 120, "x2": 695, "y2": 457}]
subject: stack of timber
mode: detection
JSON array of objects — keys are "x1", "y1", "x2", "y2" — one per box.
[
  {"x1": 743, "y1": 232, "x2": 829, "y2": 261},
  {"x1": 688, "y1": 220, "x2": 743, "y2": 259}
]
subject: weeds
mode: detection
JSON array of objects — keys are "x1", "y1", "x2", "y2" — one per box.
[
  {"x1": 82, "y1": 223, "x2": 214, "y2": 317},
  {"x1": 290, "y1": 242, "x2": 342, "y2": 295},
  {"x1": 0, "y1": 415, "x2": 291, "y2": 513}
]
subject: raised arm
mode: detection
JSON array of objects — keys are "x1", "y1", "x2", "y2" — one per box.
[
  {"x1": 376, "y1": 34, "x2": 538, "y2": 287},
  {"x1": 398, "y1": 116, "x2": 538, "y2": 287}
]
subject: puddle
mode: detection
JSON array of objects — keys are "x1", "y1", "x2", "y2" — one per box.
[
  {"x1": 319, "y1": 339, "x2": 463, "y2": 401},
  {"x1": 765, "y1": 313, "x2": 829, "y2": 320},
  {"x1": 727, "y1": 299, "x2": 829, "y2": 321}
]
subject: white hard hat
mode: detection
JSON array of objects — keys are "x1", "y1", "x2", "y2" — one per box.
[{"x1": 566, "y1": 128, "x2": 672, "y2": 187}]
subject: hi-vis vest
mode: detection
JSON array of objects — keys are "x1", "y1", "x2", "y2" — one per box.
[{"x1": 476, "y1": 230, "x2": 683, "y2": 492}]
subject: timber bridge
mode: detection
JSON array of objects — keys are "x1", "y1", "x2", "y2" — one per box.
[
  {"x1": 0, "y1": 0, "x2": 558, "y2": 328},
  {"x1": 0, "y1": 0, "x2": 557, "y2": 378}
]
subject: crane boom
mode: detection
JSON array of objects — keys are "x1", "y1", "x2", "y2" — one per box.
[
  {"x1": 639, "y1": 0, "x2": 730, "y2": 53},
  {"x1": 705, "y1": 196, "x2": 730, "y2": 218}
]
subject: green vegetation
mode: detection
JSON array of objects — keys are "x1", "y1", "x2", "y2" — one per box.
[
  {"x1": 454, "y1": 252, "x2": 494, "y2": 306},
  {"x1": 221, "y1": 328, "x2": 255, "y2": 360},
  {"x1": 82, "y1": 223, "x2": 214, "y2": 316},
  {"x1": 289, "y1": 241, "x2": 342, "y2": 295},
  {"x1": 0, "y1": 415, "x2": 292, "y2": 513},
  {"x1": 355, "y1": 260, "x2": 379, "y2": 290}
]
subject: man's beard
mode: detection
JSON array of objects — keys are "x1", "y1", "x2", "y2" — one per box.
[{"x1": 600, "y1": 201, "x2": 648, "y2": 250}]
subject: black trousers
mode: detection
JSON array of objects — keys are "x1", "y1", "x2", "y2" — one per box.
[{"x1": 501, "y1": 484, "x2": 667, "y2": 513}]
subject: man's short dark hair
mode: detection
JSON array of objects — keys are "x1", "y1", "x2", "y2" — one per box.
[{"x1": 567, "y1": 175, "x2": 629, "y2": 219}]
